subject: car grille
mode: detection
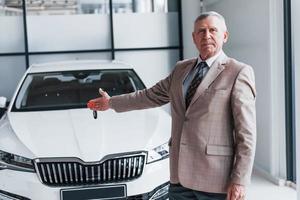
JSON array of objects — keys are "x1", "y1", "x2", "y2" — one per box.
[{"x1": 34, "y1": 153, "x2": 146, "y2": 186}]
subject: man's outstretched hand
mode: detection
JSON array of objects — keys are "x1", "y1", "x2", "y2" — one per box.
[{"x1": 87, "y1": 88, "x2": 111, "y2": 111}]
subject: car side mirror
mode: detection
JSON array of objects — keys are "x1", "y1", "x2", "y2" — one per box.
[{"x1": 0, "y1": 97, "x2": 7, "y2": 108}]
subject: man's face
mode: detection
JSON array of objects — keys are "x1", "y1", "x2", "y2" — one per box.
[{"x1": 192, "y1": 16, "x2": 228, "y2": 60}]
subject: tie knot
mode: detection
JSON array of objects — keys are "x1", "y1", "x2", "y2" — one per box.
[
  {"x1": 195, "y1": 61, "x2": 208, "y2": 74},
  {"x1": 198, "y1": 61, "x2": 208, "y2": 69}
]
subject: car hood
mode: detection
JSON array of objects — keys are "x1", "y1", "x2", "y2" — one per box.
[{"x1": 6, "y1": 108, "x2": 171, "y2": 162}]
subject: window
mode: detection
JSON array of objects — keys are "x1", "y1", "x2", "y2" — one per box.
[
  {"x1": 0, "y1": 0, "x2": 25, "y2": 53},
  {"x1": 0, "y1": 0, "x2": 183, "y2": 102},
  {"x1": 14, "y1": 69, "x2": 145, "y2": 111}
]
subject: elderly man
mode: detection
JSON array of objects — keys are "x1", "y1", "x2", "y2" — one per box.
[{"x1": 89, "y1": 11, "x2": 256, "y2": 200}]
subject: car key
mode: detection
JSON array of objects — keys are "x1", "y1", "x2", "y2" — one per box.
[
  {"x1": 93, "y1": 110, "x2": 97, "y2": 119},
  {"x1": 87, "y1": 88, "x2": 105, "y2": 119},
  {"x1": 87, "y1": 100, "x2": 97, "y2": 119}
]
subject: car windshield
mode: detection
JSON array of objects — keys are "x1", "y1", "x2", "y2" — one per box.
[{"x1": 12, "y1": 69, "x2": 145, "y2": 111}]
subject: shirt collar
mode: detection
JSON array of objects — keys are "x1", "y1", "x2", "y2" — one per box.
[{"x1": 196, "y1": 50, "x2": 223, "y2": 68}]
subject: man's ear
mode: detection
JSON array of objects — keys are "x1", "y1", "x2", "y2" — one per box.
[
  {"x1": 192, "y1": 32, "x2": 196, "y2": 44},
  {"x1": 223, "y1": 31, "x2": 229, "y2": 43}
]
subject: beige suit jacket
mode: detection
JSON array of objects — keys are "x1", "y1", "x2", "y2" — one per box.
[{"x1": 109, "y1": 52, "x2": 256, "y2": 193}]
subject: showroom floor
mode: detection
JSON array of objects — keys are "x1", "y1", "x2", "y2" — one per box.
[{"x1": 247, "y1": 171, "x2": 297, "y2": 200}]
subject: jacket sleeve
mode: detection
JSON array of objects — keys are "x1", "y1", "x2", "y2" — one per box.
[
  {"x1": 109, "y1": 68, "x2": 175, "y2": 113},
  {"x1": 230, "y1": 65, "x2": 257, "y2": 186}
]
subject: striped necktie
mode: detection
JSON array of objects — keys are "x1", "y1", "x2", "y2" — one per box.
[{"x1": 185, "y1": 61, "x2": 208, "y2": 108}]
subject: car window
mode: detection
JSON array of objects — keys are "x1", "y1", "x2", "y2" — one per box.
[{"x1": 13, "y1": 69, "x2": 145, "y2": 111}]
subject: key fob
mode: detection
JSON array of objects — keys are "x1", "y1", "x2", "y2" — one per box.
[
  {"x1": 93, "y1": 110, "x2": 97, "y2": 119},
  {"x1": 87, "y1": 101, "x2": 97, "y2": 119}
]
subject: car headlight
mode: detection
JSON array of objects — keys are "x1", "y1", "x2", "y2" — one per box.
[
  {"x1": 0, "y1": 150, "x2": 35, "y2": 172},
  {"x1": 147, "y1": 142, "x2": 169, "y2": 164}
]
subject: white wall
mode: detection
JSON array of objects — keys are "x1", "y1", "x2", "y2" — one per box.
[
  {"x1": 181, "y1": 0, "x2": 200, "y2": 59},
  {"x1": 113, "y1": 12, "x2": 179, "y2": 48},
  {"x1": 181, "y1": 0, "x2": 286, "y2": 179},
  {"x1": 27, "y1": 15, "x2": 111, "y2": 51},
  {"x1": 0, "y1": 16, "x2": 25, "y2": 53},
  {"x1": 207, "y1": 0, "x2": 286, "y2": 180},
  {"x1": 0, "y1": 57, "x2": 26, "y2": 99},
  {"x1": 207, "y1": 0, "x2": 286, "y2": 179},
  {"x1": 269, "y1": 0, "x2": 286, "y2": 180}
]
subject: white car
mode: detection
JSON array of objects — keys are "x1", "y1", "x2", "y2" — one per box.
[{"x1": 0, "y1": 60, "x2": 171, "y2": 200}]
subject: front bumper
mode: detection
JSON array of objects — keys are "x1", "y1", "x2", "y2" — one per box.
[{"x1": 0, "y1": 159, "x2": 169, "y2": 200}]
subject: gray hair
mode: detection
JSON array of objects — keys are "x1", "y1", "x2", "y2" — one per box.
[{"x1": 194, "y1": 11, "x2": 227, "y2": 31}]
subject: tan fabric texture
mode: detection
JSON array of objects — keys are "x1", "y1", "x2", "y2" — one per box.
[{"x1": 109, "y1": 52, "x2": 256, "y2": 193}]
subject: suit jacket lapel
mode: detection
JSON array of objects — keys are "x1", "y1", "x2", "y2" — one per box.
[
  {"x1": 178, "y1": 58, "x2": 197, "y2": 109},
  {"x1": 186, "y1": 53, "x2": 228, "y2": 113}
]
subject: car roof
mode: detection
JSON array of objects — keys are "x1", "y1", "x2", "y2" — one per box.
[{"x1": 27, "y1": 60, "x2": 133, "y2": 73}]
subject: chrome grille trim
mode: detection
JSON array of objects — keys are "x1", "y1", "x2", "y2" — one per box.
[
  {"x1": 132, "y1": 157, "x2": 137, "y2": 177},
  {"x1": 58, "y1": 164, "x2": 63, "y2": 183},
  {"x1": 74, "y1": 163, "x2": 78, "y2": 183},
  {"x1": 108, "y1": 160, "x2": 111, "y2": 181},
  {"x1": 103, "y1": 162, "x2": 106, "y2": 181},
  {"x1": 79, "y1": 165, "x2": 83, "y2": 182},
  {"x1": 85, "y1": 166, "x2": 89, "y2": 182},
  {"x1": 40, "y1": 164, "x2": 47, "y2": 183},
  {"x1": 46, "y1": 164, "x2": 52, "y2": 183},
  {"x1": 63, "y1": 163, "x2": 68, "y2": 183},
  {"x1": 97, "y1": 165, "x2": 101, "y2": 181},
  {"x1": 68, "y1": 164, "x2": 73, "y2": 183},
  {"x1": 113, "y1": 159, "x2": 117, "y2": 180},
  {"x1": 127, "y1": 157, "x2": 132, "y2": 178},
  {"x1": 118, "y1": 159, "x2": 122, "y2": 179},
  {"x1": 52, "y1": 164, "x2": 58, "y2": 184},
  {"x1": 137, "y1": 156, "x2": 143, "y2": 175},
  {"x1": 34, "y1": 152, "x2": 146, "y2": 187},
  {"x1": 91, "y1": 166, "x2": 95, "y2": 182},
  {"x1": 122, "y1": 158, "x2": 126, "y2": 179}
]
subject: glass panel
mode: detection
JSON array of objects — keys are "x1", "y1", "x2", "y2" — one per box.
[
  {"x1": 0, "y1": 0, "x2": 25, "y2": 53},
  {"x1": 114, "y1": 12, "x2": 179, "y2": 48},
  {"x1": 29, "y1": 52, "x2": 111, "y2": 65},
  {"x1": 112, "y1": 0, "x2": 178, "y2": 13},
  {"x1": 113, "y1": 0, "x2": 179, "y2": 48},
  {"x1": 115, "y1": 49, "x2": 179, "y2": 88},
  {"x1": 26, "y1": 0, "x2": 111, "y2": 51},
  {"x1": 25, "y1": 0, "x2": 110, "y2": 15},
  {"x1": 0, "y1": 0, "x2": 23, "y2": 15},
  {"x1": 13, "y1": 69, "x2": 145, "y2": 111},
  {"x1": 0, "y1": 56, "x2": 26, "y2": 100}
]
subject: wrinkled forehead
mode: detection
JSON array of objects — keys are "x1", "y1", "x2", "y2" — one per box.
[{"x1": 194, "y1": 16, "x2": 227, "y2": 32}]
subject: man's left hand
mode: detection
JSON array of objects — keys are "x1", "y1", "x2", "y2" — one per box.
[{"x1": 227, "y1": 184, "x2": 245, "y2": 200}]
